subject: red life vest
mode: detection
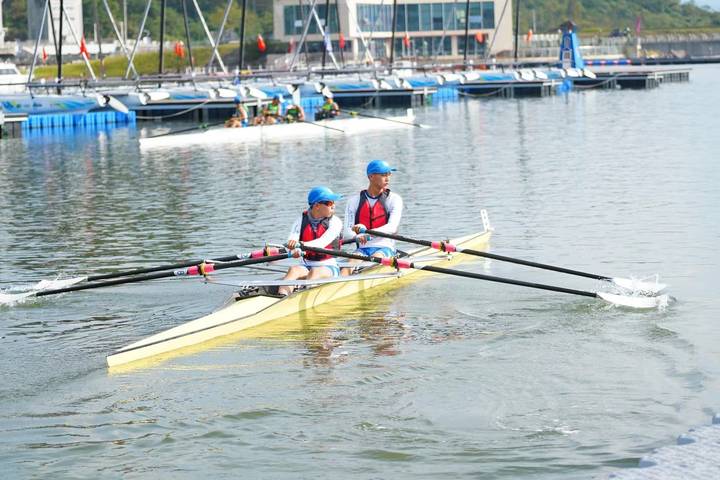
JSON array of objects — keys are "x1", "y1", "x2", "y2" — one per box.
[
  {"x1": 354, "y1": 189, "x2": 390, "y2": 230},
  {"x1": 300, "y1": 211, "x2": 335, "y2": 261}
]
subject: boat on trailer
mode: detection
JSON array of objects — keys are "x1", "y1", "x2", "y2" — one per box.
[
  {"x1": 138, "y1": 109, "x2": 418, "y2": 150},
  {"x1": 106, "y1": 221, "x2": 492, "y2": 367}
]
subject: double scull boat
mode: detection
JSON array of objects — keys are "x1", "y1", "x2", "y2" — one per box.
[
  {"x1": 138, "y1": 109, "x2": 419, "y2": 150},
  {"x1": 106, "y1": 218, "x2": 492, "y2": 367}
]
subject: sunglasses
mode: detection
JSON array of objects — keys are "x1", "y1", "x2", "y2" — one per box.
[{"x1": 318, "y1": 200, "x2": 335, "y2": 207}]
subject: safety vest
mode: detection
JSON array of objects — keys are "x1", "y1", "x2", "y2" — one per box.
[
  {"x1": 286, "y1": 106, "x2": 301, "y2": 118},
  {"x1": 354, "y1": 189, "x2": 390, "y2": 230},
  {"x1": 321, "y1": 101, "x2": 335, "y2": 112},
  {"x1": 300, "y1": 211, "x2": 334, "y2": 261},
  {"x1": 267, "y1": 102, "x2": 280, "y2": 115}
]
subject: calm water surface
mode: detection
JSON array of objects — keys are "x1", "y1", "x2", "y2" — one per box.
[{"x1": 0, "y1": 66, "x2": 718, "y2": 478}]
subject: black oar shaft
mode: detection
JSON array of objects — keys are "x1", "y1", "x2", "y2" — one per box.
[
  {"x1": 36, "y1": 253, "x2": 289, "y2": 297},
  {"x1": 87, "y1": 255, "x2": 243, "y2": 282},
  {"x1": 364, "y1": 229, "x2": 610, "y2": 281},
  {"x1": 299, "y1": 245, "x2": 598, "y2": 299}
]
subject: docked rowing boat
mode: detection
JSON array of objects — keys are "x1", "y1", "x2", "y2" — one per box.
[
  {"x1": 106, "y1": 225, "x2": 492, "y2": 367},
  {"x1": 138, "y1": 109, "x2": 418, "y2": 150}
]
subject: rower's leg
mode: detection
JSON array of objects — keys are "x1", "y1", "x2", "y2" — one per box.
[
  {"x1": 278, "y1": 265, "x2": 310, "y2": 296},
  {"x1": 306, "y1": 266, "x2": 336, "y2": 281}
]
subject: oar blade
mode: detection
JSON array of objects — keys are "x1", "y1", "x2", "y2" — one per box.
[
  {"x1": 611, "y1": 277, "x2": 667, "y2": 295},
  {"x1": 597, "y1": 292, "x2": 669, "y2": 309},
  {"x1": 34, "y1": 276, "x2": 88, "y2": 291},
  {"x1": 0, "y1": 291, "x2": 35, "y2": 306},
  {"x1": 0, "y1": 276, "x2": 87, "y2": 307}
]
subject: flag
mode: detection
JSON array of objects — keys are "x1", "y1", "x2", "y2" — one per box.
[
  {"x1": 42, "y1": 46, "x2": 48, "y2": 64},
  {"x1": 323, "y1": 32, "x2": 333, "y2": 53},
  {"x1": 257, "y1": 34, "x2": 266, "y2": 53},
  {"x1": 80, "y1": 36, "x2": 90, "y2": 59},
  {"x1": 338, "y1": 33, "x2": 346, "y2": 50},
  {"x1": 174, "y1": 41, "x2": 185, "y2": 58},
  {"x1": 475, "y1": 32, "x2": 485, "y2": 43},
  {"x1": 635, "y1": 16, "x2": 642, "y2": 36},
  {"x1": 403, "y1": 33, "x2": 411, "y2": 48},
  {"x1": 526, "y1": 29, "x2": 533, "y2": 43},
  {"x1": 288, "y1": 38, "x2": 295, "y2": 53}
]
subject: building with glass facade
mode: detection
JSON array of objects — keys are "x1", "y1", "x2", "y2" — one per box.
[{"x1": 273, "y1": 0, "x2": 513, "y2": 63}]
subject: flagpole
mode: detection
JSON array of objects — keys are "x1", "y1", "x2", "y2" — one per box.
[
  {"x1": 321, "y1": 0, "x2": 331, "y2": 73},
  {"x1": 57, "y1": 0, "x2": 64, "y2": 93},
  {"x1": 462, "y1": 0, "x2": 471, "y2": 65},
  {"x1": 239, "y1": 0, "x2": 247, "y2": 71},
  {"x1": 159, "y1": 0, "x2": 167, "y2": 79},
  {"x1": 389, "y1": 0, "x2": 398, "y2": 72}
]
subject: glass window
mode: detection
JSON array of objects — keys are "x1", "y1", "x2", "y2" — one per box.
[
  {"x1": 443, "y1": 4, "x2": 456, "y2": 30},
  {"x1": 407, "y1": 4, "x2": 419, "y2": 32},
  {"x1": 396, "y1": 4, "x2": 406, "y2": 32},
  {"x1": 483, "y1": 2, "x2": 495, "y2": 29},
  {"x1": 419, "y1": 4, "x2": 432, "y2": 31},
  {"x1": 431, "y1": 3, "x2": 444, "y2": 30}
]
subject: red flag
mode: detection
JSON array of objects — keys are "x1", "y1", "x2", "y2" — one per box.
[
  {"x1": 402, "y1": 33, "x2": 410, "y2": 48},
  {"x1": 257, "y1": 34, "x2": 267, "y2": 53},
  {"x1": 635, "y1": 16, "x2": 642, "y2": 35},
  {"x1": 475, "y1": 32, "x2": 485, "y2": 44},
  {"x1": 526, "y1": 29, "x2": 533, "y2": 43},
  {"x1": 174, "y1": 41, "x2": 185, "y2": 58},
  {"x1": 288, "y1": 38, "x2": 295, "y2": 53},
  {"x1": 80, "y1": 36, "x2": 90, "y2": 59},
  {"x1": 338, "y1": 33, "x2": 346, "y2": 50},
  {"x1": 42, "y1": 46, "x2": 48, "y2": 64}
]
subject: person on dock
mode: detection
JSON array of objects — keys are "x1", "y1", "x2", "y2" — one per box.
[
  {"x1": 279, "y1": 186, "x2": 344, "y2": 296},
  {"x1": 225, "y1": 97, "x2": 248, "y2": 128},
  {"x1": 315, "y1": 95, "x2": 340, "y2": 121},
  {"x1": 284, "y1": 103, "x2": 306, "y2": 123},
  {"x1": 341, "y1": 160, "x2": 404, "y2": 275},
  {"x1": 254, "y1": 96, "x2": 283, "y2": 125}
]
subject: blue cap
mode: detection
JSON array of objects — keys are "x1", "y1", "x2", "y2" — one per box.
[
  {"x1": 234, "y1": 96, "x2": 242, "y2": 104},
  {"x1": 366, "y1": 159, "x2": 396, "y2": 175},
  {"x1": 307, "y1": 186, "x2": 342, "y2": 205}
]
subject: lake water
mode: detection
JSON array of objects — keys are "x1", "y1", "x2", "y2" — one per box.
[{"x1": 1, "y1": 65, "x2": 718, "y2": 478}]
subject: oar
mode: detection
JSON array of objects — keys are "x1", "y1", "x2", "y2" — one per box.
[
  {"x1": 0, "y1": 248, "x2": 287, "y2": 304},
  {"x1": 359, "y1": 228, "x2": 666, "y2": 295},
  {"x1": 145, "y1": 120, "x2": 226, "y2": 139},
  {"x1": 3, "y1": 251, "x2": 291, "y2": 302},
  {"x1": 346, "y1": 110, "x2": 427, "y2": 128},
  {"x1": 302, "y1": 120, "x2": 345, "y2": 133},
  {"x1": 296, "y1": 245, "x2": 667, "y2": 309},
  {"x1": 29, "y1": 248, "x2": 286, "y2": 290}
]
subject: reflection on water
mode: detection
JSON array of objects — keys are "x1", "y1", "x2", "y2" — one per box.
[{"x1": 0, "y1": 65, "x2": 719, "y2": 478}]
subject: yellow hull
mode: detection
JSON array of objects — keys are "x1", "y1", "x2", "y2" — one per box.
[{"x1": 107, "y1": 229, "x2": 491, "y2": 368}]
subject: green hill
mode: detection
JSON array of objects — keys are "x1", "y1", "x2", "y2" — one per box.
[{"x1": 2, "y1": 0, "x2": 719, "y2": 41}]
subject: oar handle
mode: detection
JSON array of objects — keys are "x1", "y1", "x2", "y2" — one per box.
[
  {"x1": 363, "y1": 229, "x2": 611, "y2": 281},
  {"x1": 36, "y1": 252, "x2": 290, "y2": 297},
  {"x1": 299, "y1": 244, "x2": 598, "y2": 299}
]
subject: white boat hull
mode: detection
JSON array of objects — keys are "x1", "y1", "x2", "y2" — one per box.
[{"x1": 138, "y1": 112, "x2": 417, "y2": 150}]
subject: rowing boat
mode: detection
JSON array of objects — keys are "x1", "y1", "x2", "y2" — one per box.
[
  {"x1": 138, "y1": 109, "x2": 418, "y2": 150},
  {"x1": 106, "y1": 222, "x2": 492, "y2": 367}
]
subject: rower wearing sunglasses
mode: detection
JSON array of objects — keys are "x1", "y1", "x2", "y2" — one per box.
[
  {"x1": 279, "y1": 186, "x2": 344, "y2": 296},
  {"x1": 341, "y1": 160, "x2": 404, "y2": 275}
]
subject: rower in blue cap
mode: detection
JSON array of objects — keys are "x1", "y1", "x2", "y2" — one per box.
[
  {"x1": 279, "y1": 186, "x2": 344, "y2": 296},
  {"x1": 225, "y1": 96, "x2": 248, "y2": 128},
  {"x1": 341, "y1": 160, "x2": 404, "y2": 275}
]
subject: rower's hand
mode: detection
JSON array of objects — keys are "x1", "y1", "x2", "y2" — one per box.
[
  {"x1": 356, "y1": 234, "x2": 370, "y2": 245},
  {"x1": 286, "y1": 239, "x2": 298, "y2": 249},
  {"x1": 291, "y1": 248, "x2": 302, "y2": 258},
  {"x1": 352, "y1": 224, "x2": 367, "y2": 234}
]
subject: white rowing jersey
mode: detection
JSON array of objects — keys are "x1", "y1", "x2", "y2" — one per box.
[
  {"x1": 288, "y1": 213, "x2": 343, "y2": 267},
  {"x1": 343, "y1": 190, "x2": 403, "y2": 251}
]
